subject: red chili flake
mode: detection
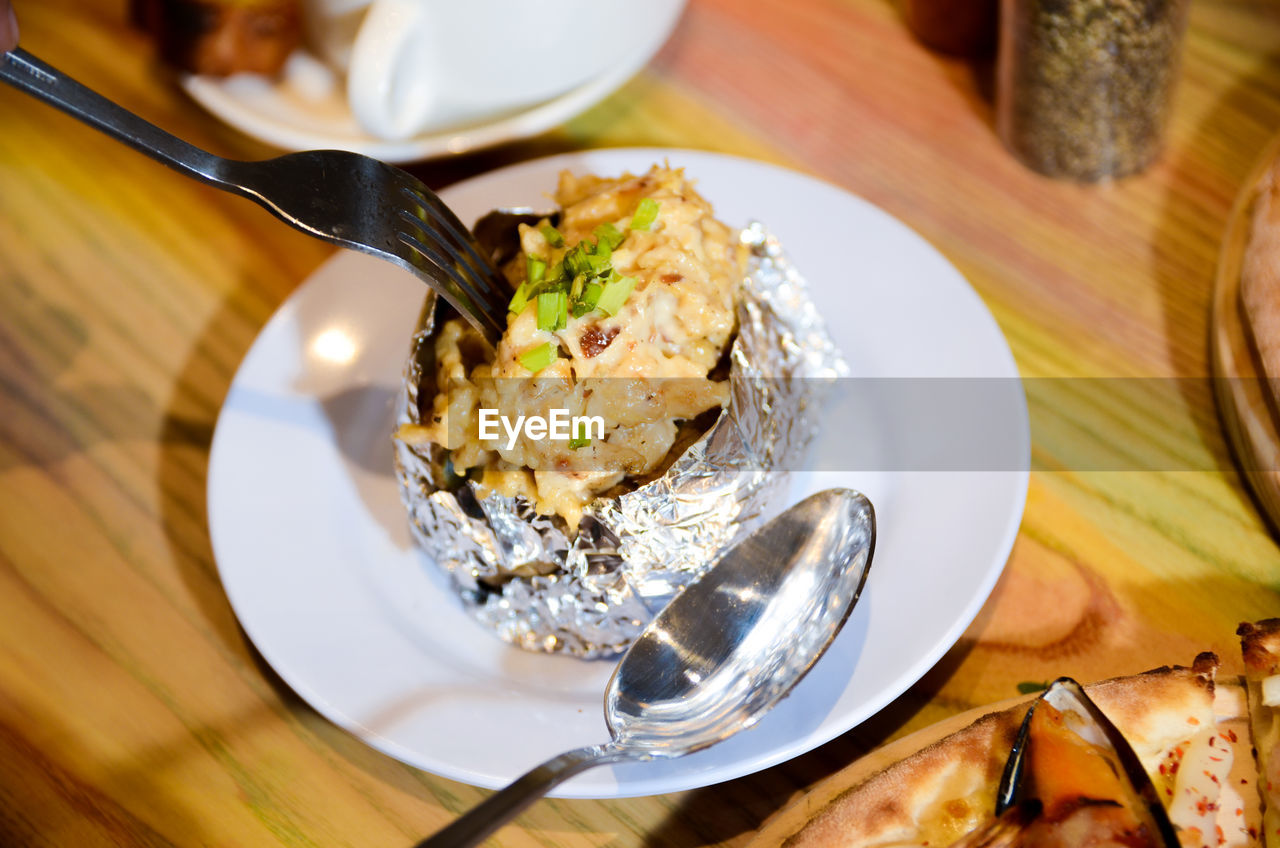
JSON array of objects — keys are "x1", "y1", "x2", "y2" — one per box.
[
  {"x1": 1248, "y1": 827, "x2": 1259, "y2": 839},
  {"x1": 1189, "y1": 717, "x2": 1201, "y2": 725},
  {"x1": 659, "y1": 273, "x2": 684, "y2": 284},
  {"x1": 1159, "y1": 763, "x2": 1169, "y2": 775},
  {"x1": 1166, "y1": 787, "x2": 1175, "y2": 796},
  {"x1": 1226, "y1": 728, "x2": 1238, "y2": 742},
  {"x1": 579, "y1": 325, "x2": 620, "y2": 358}
]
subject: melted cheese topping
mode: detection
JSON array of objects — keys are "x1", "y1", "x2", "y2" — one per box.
[{"x1": 402, "y1": 165, "x2": 746, "y2": 528}]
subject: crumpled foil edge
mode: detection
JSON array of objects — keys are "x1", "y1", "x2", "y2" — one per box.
[{"x1": 393, "y1": 222, "x2": 848, "y2": 658}]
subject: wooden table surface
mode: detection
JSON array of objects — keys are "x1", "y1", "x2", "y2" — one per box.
[{"x1": 4, "y1": 0, "x2": 1280, "y2": 845}]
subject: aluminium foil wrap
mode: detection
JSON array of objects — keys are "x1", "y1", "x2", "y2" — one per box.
[{"x1": 393, "y1": 222, "x2": 846, "y2": 658}]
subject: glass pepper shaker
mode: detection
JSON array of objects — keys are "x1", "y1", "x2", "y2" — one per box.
[{"x1": 995, "y1": 0, "x2": 1190, "y2": 181}]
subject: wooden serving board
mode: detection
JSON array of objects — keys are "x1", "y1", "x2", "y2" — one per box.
[{"x1": 1212, "y1": 131, "x2": 1280, "y2": 534}]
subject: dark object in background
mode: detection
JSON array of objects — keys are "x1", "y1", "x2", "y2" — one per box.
[
  {"x1": 905, "y1": 0, "x2": 998, "y2": 56},
  {"x1": 995, "y1": 0, "x2": 1189, "y2": 181},
  {"x1": 132, "y1": 0, "x2": 300, "y2": 76}
]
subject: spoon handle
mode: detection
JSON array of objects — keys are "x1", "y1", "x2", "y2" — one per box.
[{"x1": 416, "y1": 743, "x2": 634, "y2": 848}]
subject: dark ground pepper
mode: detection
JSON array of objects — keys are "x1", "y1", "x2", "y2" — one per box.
[{"x1": 996, "y1": 0, "x2": 1189, "y2": 181}]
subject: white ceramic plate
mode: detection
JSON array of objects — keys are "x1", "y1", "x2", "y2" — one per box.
[
  {"x1": 181, "y1": 11, "x2": 677, "y2": 163},
  {"x1": 207, "y1": 148, "x2": 1029, "y2": 798}
]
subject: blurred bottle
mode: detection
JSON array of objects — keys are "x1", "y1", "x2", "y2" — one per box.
[{"x1": 995, "y1": 0, "x2": 1189, "y2": 181}]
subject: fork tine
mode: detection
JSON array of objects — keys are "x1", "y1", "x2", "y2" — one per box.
[
  {"x1": 392, "y1": 231, "x2": 492, "y2": 320},
  {"x1": 397, "y1": 195, "x2": 509, "y2": 314},
  {"x1": 395, "y1": 179, "x2": 511, "y2": 300},
  {"x1": 394, "y1": 174, "x2": 487, "y2": 255},
  {"x1": 394, "y1": 208, "x2": 509, "y2": 322},
  {"x1": 396, "y1": 228, "x2": 507, "y2": 342},
  {"x1": 396, "y1": 205, "x2": 510, "y2": 318}
]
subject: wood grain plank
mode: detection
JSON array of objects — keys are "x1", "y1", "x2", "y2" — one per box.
[{"x1": 2, "y1": 0, "x2": 1280, "y2": 845}]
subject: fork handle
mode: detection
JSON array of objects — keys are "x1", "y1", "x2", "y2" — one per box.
[{"x1": 1, "y1": 48, "x2": 231, "y2": 187}]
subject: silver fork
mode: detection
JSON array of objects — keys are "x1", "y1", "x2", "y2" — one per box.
[{"x1": 0, "y1": 48, "x2": 509, "y2": 344}]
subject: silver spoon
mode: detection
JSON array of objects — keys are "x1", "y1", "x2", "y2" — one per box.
[{"x1": 418, "y1": 487, "x2": 876, "y2": 848}]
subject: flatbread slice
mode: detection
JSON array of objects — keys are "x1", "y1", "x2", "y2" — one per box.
[
  {"x1": 1240, "y1": 619, "x2": 1280, "y2": 847},
  {"x1": 1166, "y1": 676, "x2": 1259, "y2": 848},
  {"x1": 756, "y1": 654, "x2": 1259, "y2": 848}
]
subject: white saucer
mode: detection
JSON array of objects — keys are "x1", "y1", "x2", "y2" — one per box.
[
  {"x1": 207, "y1": 148, "x2": 1029, "y2": 797},
  {"x1": 182, "y1": 18, "x2": 678, "y2": 162}
]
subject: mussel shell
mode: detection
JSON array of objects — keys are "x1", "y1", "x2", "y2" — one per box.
[{"x1": 995, "y1": 677, "x2": 1179, "y2": 847}]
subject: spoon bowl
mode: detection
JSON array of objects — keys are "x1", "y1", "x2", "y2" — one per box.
[
  {"x1": 419, "y1": 487, "x2": 876, "y2": 848},
  {"x1": 607, "y1": 488, "x2": 875, "y2": 754}
]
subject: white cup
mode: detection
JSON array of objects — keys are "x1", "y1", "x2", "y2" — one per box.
[{"x1": 302, "y1": 0, "x2": 686, "y2": 140}]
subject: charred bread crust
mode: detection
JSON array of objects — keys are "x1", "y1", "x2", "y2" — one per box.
[
  {"x1": 783, "y1": 707, "x2": 1024, "y2": 848},
  {"x1": 1239, "y1": 619, "x2": 1280, "y2": 675}
]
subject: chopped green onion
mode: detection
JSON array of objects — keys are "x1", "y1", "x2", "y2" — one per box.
[
  {"x1": 593, "y1": 223, "x2": 625, "y2": 250},
  {"x1": 525, "y1": 224, "x2": 633, "y2": 322},
  {"x1": 586, "y1": 241, "x2": 611, "y2": 273},
  {"x1": 526, "y1": 255, "x2": 546, "y2": 286},
  {"x1": 563, "y1": 243, "x2": 592, "y2": 278},
  {"x1": 518, "y1": 342, "x2": 558, "y2": 373},
  {"x1": 508, "y1": 281, "x2": 531, "y2": 315},
  {"x1": 630, "y1": 198, "x2": 659, "y2": 231},
  {"x1": 536, "y1": 290, "x2": 567, "y2": 332},
  {"x1": 568, "y1": 421, "x2": 591, "y2": 449},
  {"x1": 540, "y1": 224, "x2": 565, "y2": 247},
  {"x1": 543, "y1": 260, "x2": 565, "y2": 287},
  {"x1": 570, "y1": 282, "x2": 603, "y2": 318},
  {"x1": 597, "y1": 275, "x2": 637, "y2": 316}
]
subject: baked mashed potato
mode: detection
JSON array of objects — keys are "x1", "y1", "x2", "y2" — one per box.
[{"x1": 397, "y1": 165, "x2": 747, "y2": 527}]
